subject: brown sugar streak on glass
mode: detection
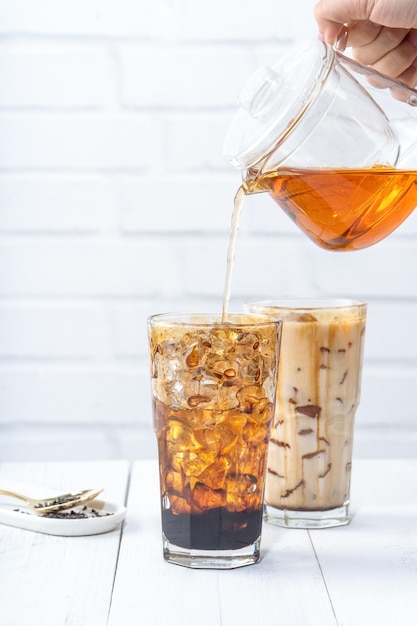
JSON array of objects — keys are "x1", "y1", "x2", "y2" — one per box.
[{"x1": 245, "y1": 166, "x2": 417, "y2": 251}]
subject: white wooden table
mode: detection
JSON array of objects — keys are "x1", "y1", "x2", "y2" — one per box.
[{"x1": 0, "y1": 459, "x2": 417, "y2": 626}]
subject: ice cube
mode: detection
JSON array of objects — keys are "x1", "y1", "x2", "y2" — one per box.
[
  {"x1": 239, "y1": 361, "x2": 261, "y2": 382},
  {"x1": 179, "y1": 449, "x2": 217, "y2": 478},
  {"x1": 185, "y1": 344, "x2": 199, "y2": 368},
  {"x1": 192, "y1": 482, "x2": 226, "y2": 512},
  {"x1": 168, "y1": 493, "x2": 191, "y2": 515},
  {"x1": 226, "y1": 472, "x2": 259, "y2": 512},
  {"x1": 236, "y1": 331, "x2": 262, "y2": 349},
  {"x1": 192, "y1": 428, "x2": 222, "y2": 454},
  {"x1": 236, "y1": 384, "x2": 267, "y2": 412},
  {"x1": 165, "y1": 417, "x2": 191, "y2": 451},
  {"x1": 243, "y1": 415, "x2": 270, "y2": 444},
  {"x1": 165, "y1": 469, "x2": 185, "y2": 496},
  {"x1": 226, "y1": 411, "x2": 248, "y2": 435},
  {"x1": 196, "y1": 457, "x2": 229, "y2": 490}
]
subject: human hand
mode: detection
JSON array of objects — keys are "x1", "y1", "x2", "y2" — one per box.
[{"x1": 314, "y1": 0, "x2": 417, "y2": 87}]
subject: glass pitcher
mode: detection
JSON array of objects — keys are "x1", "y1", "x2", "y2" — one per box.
[{"x1": 223, "y1": 38, "x2": 417, "y2": 251}]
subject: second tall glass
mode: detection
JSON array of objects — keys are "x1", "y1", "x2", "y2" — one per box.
[{"x1": 246, "y1": 299, "x2": 367, "y2": 528}]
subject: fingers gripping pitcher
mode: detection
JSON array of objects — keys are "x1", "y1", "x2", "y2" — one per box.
[{"x1": 223, "y1": 39, "x2": 417, "y2": 251}]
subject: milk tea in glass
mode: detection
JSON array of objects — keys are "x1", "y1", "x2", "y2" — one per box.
[{"x1": 246, "y1": 300, "x2": 366, "y2": 528}]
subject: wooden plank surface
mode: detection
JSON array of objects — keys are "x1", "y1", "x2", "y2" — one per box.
[
  {"x1": 0, "y1": 460, "x2": 129, "y2": 626},
  {"x1": 309, "y1": 459, "x2": 417, "y2": 626},
  {"x1": 1, "y1": 459, "x2": 416, "y2": 626},
  {"x1": 108, "y1": 460, "x2": 337, "y2": 626}
]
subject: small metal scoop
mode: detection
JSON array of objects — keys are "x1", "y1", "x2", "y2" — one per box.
[{"x1": 0, "y1": 487, "x2": 103, "y2": 515}]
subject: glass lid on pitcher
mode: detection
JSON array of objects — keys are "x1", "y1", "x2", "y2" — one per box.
[{"x1": 223, "y1": 39, "x2": 335, "y2": 169}]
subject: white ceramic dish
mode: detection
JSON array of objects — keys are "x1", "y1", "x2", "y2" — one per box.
[{"x1": 0, "y1": 480, "x2": 126, "y2": 536}]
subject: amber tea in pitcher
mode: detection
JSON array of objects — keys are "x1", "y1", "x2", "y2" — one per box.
[
  {"x1": 224, "y1": 39, "x2": 417, "y2": 251},
  {"x1": 245, "y1": 165, "x2": 417, "y2": 251}
]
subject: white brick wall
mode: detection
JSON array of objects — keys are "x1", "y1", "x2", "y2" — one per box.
[{"x1": 0, "y1": 0, "x2": 416, "y2": 462}]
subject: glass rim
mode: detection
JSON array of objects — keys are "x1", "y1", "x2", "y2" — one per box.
[
  {"x1": 147, "y1": 311, "x2": 282, "y2": 329},
  {"x1": 245, "y1": 298, "x2": 366, "y2": 312}
]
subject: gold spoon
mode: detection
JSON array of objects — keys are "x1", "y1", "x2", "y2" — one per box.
[{"x1": 0, "y1": 487, "x2": 104, "y2": 515}]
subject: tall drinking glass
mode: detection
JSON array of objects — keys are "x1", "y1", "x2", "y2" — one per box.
[
  {"x1": 148, "y1": 312, "x2": 281, "y2": 568},
  {"x1": 246, "y1": 300, "x2": 366, "y2": 528}
]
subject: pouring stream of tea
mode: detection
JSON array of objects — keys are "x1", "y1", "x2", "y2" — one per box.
[{"x1": 221, "y1": 184, "x2": 246, "y2": 322}]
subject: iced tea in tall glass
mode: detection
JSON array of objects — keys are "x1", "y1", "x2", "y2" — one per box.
[{"x1": 148, "y1": 313, "x2": 281, "y2": 568}]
